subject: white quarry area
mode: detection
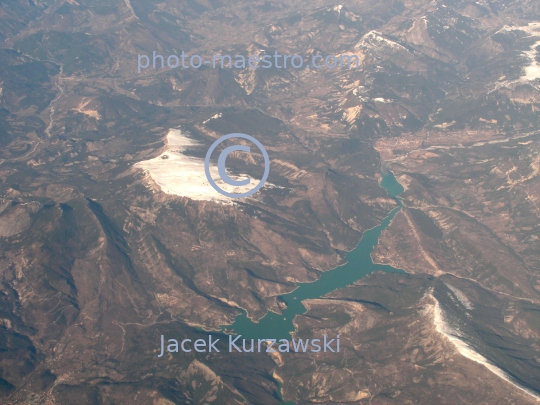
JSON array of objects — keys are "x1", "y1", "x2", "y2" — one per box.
[{"x1": 135, "y1": 129, "x2": 264, "y2": 203}]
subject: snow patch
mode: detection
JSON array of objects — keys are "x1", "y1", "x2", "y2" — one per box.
[
  {"x1": 432, "y1": 294, "x2": 540, "y2": 401},
  {"x1": 135, "y1": 129, "x2": 265, "y2": 204},
  {"x1": 203, "y1": 113, "x2": 222, "y2": 125},
  {"x1": 444, "y1": 283, "x2": 473, "y2": 310},
  {"x1": 497, "y1": 23, "x2": 540, "y2": 82},
  {"x1": 356, "y1": 31, "x2": 408, "y2": 53}
]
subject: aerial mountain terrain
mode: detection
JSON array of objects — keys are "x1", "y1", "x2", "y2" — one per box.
[{"x1": 0, "y1": 0, "x2": 539, "y2": 404}]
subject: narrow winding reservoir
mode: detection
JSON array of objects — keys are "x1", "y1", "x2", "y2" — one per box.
[{"x1": 227, "y1": 171, "x2": 405, "y2": 341}]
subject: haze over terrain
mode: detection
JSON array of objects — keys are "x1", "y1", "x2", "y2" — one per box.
[{"x1": 0, "y1": 0, "x2": 539, "y2": 404}]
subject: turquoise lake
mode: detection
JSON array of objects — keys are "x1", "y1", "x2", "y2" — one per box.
[
  {"x1": 226, "y1": 171, "x2": 404, "y2": 341},
  {"x1": 219, "y1": 171, "x2": 404, "y2": 403}
]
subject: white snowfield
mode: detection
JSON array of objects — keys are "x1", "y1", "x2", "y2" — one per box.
[
  {"x1": 135, "y1": 129, "x2": 264, "y2": 203},
  {"x1": 432, "y1": 294, "x2": 540, "y2": 402},
  {"x1": 521, "y1": 23, "x2": 540, "y2": 81},
  {"x1": 499, "y1": 23, "x2": 540, "y2": 81}
]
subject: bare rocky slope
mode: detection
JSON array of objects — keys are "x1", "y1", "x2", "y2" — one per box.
[{"x1": 0, "y1": 0, "x2": 539, "y2": 404}]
